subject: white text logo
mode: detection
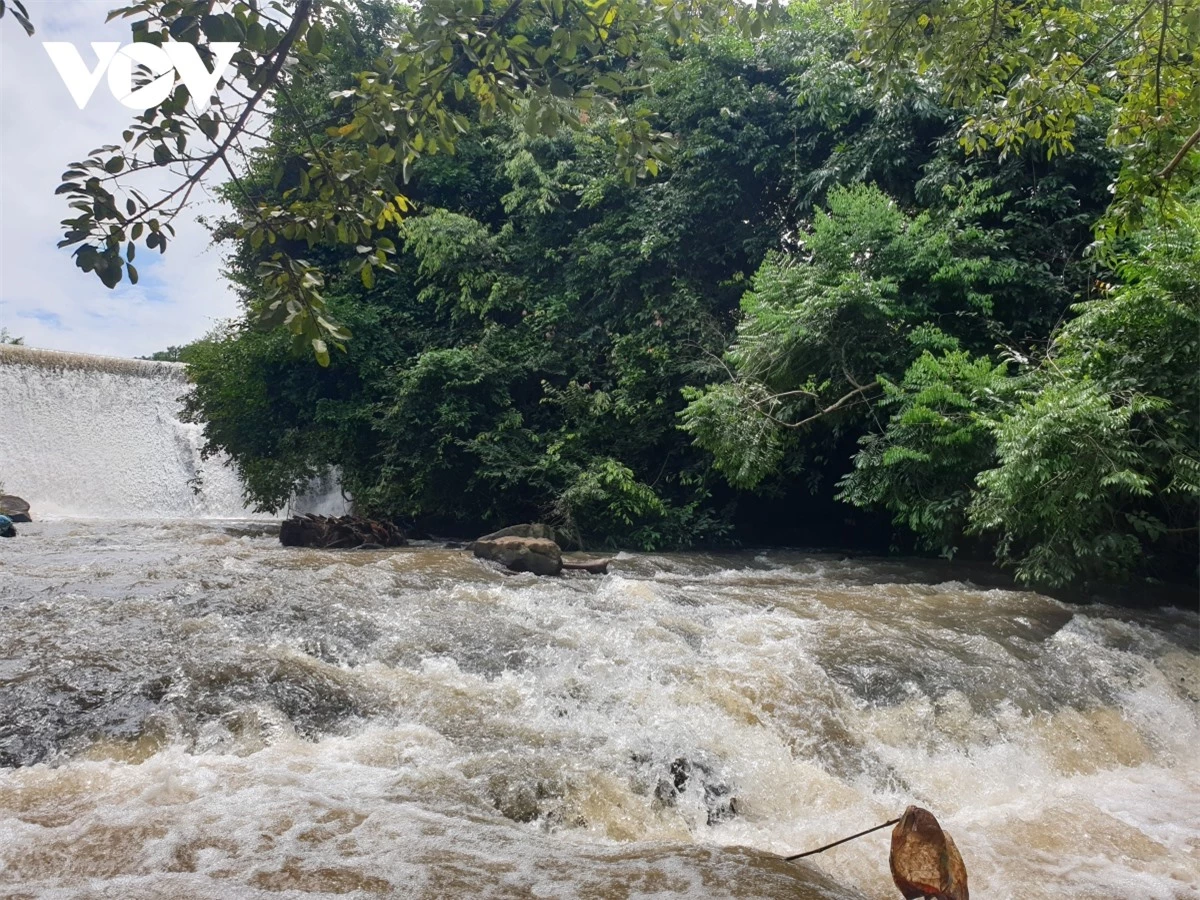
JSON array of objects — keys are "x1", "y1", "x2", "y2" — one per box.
[{"x1": 43, "y1": 41, "x2": 238, "y2": 112}]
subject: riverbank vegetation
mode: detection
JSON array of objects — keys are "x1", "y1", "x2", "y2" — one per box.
[{"x1": 27, "y1": 0, "x2": 1197, "y2": 587}]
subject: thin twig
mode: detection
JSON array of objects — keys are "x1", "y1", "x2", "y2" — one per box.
[
  {"x1": 1155, "y1": 0, "x2": 1170, "y2": 113},
  {"x1": 784, "y1": 817, "x2": 902, "y2": 861},
  {"x1": 747, "y1": 382, "x2": 880, "y2": 430}
]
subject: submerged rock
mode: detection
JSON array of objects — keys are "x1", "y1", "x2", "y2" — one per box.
[
  {"x1": 0, "y1": 514, "x2": 14, "y2": 538},
  {"x1": 472, "y1": 535, "x2": 562, "y2": 576},
  {"x1": 0, "y1": 494, "x2": 31, "y2": 523},
  {"x1": 279, "y1": 515, "x2": 406, "y2": 550},
  {"x1": 562, "y1": 554, "x2": 614, "y2": 575},
  {"x1": 653, "y1": 756, "x2": 740, "y2": 826}
]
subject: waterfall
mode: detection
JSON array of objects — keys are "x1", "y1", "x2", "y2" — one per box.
[{"x1": 0, "y1": 345, "x2": 346, "y2": 519}]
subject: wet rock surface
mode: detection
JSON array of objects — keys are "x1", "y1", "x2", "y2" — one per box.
[
  {"x1": 890, "y1": 806, "x2": 969, "y2": 900},
  {"x1": 562, "y1": 554, "x2": 615, "y2": 574},
  {"x1": 472, "y1": 535, "x2": 563, "y2": 576},
  {"x1": 279, "y1": 514, "x2": 406, "y2": 550},
  {"x1": 469, "y1": 524, "x2": 613, "y2": 575},
  {"x1": 0, "y1": 494, "x2": 31, "y2": 522},
  {"x1": 468, "y1": 523, "x2": 557, "y2": 545}
]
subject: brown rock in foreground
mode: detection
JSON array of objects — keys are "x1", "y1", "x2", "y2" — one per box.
[
  {"x1": 279, "y1": 514, "x2": 406, "y2": 550},
  {"x1": 472, "y1": 535, "x2": 563, "y2": 576},
  {"x1": 889, "y1": 806, "x2": 968, "y2": 900}
]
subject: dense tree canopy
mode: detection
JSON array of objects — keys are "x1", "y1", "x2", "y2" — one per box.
[
  {"x1": 674, "y1": 3, "x2": 1199, "y2": 585},
  {"x1": 857, "y1": 0, "x2": 1200, "y2": 237},
  {"x1": 19, "y1": 0, "x2": 777, "y2": 360},
  {"x1": 837, "y1": 209, "x2": 1200, "y2": 585},
  {"x1": 183, "y1": 6, "x2": 852, "y2": 546},
  {"x1": 14, "y1": 0, "x2": 1199, "y2": 584}
]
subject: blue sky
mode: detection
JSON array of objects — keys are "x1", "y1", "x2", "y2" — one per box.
[{"x1": 0, "y1": 1, "x2": 240, "y2": 356}]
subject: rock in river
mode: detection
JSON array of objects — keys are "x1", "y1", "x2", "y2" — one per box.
[
  {"x1": 0, "y1": 495, "x2": 31, "y2": 523},
  {"x1": 279, "y1": 514, "x2": 406, "y2": 550},
  {"x1": 562, "y1": 554, "x2": 613, "y2": 574},
  {"x1": 472, "y1": 535, "x2": 563, "y2": 576},
  {"x1": 468, "y1": 523, "x2": 613, "y2": 576},
  {"x1": 890, "y1": 806, "x2": 969, "y2": 900},
  {"x1": 468, "y1": 523, "x2": 556, "y2": 545}
]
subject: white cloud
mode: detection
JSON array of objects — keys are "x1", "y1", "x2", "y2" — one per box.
[{"x1": 0, "y1": 1, "x2": 241, "y2": 357}]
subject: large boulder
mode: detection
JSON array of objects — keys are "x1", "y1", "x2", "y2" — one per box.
[
  {"x1": 472, "y1": 535, "x2": 563, "y2": 576},
  {"x1": 279, "y1": 515, "x2": 406, "y2": 550},
  {"x1": 468, "y1": 524, "x2": 612, "y2": 576},
  {"x1": 0, "y1": 495, "x2": 31, "y2": 523},
  {"x1": 467, "y1": 523, "x2": 555, "y2": 550}
]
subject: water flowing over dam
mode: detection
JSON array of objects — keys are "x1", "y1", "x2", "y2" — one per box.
[{"x1": 0, "y1": 345, "x2": 344, "y2": 518}]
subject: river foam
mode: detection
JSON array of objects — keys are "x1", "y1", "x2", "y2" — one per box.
[{"x1": 1, "y1": 522, "x2": 1196, "y2": 898}]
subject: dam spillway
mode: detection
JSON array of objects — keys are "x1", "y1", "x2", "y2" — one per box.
[{"x1": 0, "y1": 344, "x2": 342, "y2": 518}]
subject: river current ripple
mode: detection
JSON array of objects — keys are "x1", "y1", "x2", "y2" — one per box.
[{"x1": 0, "y1": 521, "x2": 1196, "y2": 898}]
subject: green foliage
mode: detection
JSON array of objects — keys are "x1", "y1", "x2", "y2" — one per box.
[
  {"x1": 675, "y1": 22, "x2": 1198, "y2": 584},
  {"x1": 680, "y1": 185, "x2": 910, "y2": 482},
  {"x1": 171, "y1": 1, "x2": 1194, "y2": 577},
  {"x1": 838, "y1": 349, "x2": 1013, "y2": 557},
  {"x1": 186, "y1": 5, "x2": 831, "y2": 545},
  {"x1": 182, "y1": 324, "x2": 340, "y2": 511},
  {"x1": 554, "y1": 458, "x2": 664, "y2": 541},
  {"x1": 967, "y1": 209, "x2": 1200, "y2": 586},
  {"x1": 857, "y1": 0, "x2": 1200, "y2": 236},
  {"x1": 0, "y1": 328, "x2": 24, "y2": 346},
  {"x1": 402, "y1": 209, "x2": 500, "y2": 313},
  {"x1": 679, "y1": 382, "x2": 784, "y2": 489},
  {"x1": 839, "y1": 207, "x2": 1200, "y2": 586},
  {"x1": 971, "y1": 381, "x2": 1163, "y2": 586},
  {"x1": 36, "y1": 0, "x2": 780, "y2": 361},
  {"x1": 0, "y1": 0, "x2": 34, "y2": 35},
  {"x1": 139, "y1": 344, "x2": 197, "y2": 362},
  {"x1": 681, "y1": 175, "x2": 1089, "y2": 491}
]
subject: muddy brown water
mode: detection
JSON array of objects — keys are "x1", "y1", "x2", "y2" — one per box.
[{"x1": 1, "y1": 521, "x2": 1197, "y2": 898}]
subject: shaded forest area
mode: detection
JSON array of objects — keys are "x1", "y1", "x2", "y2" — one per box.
[{"x1": 148, "y1": 2, "x2": 1197, "y2": 589}]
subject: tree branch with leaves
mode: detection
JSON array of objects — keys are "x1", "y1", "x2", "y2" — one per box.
[
  {"x1": 856, "y1": 0, "x2": 1200, "y2": 239},
  {"x1": 12, "y1": 0, "x2": 779, "y2": 363}
]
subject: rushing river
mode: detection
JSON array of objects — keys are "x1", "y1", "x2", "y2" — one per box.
[{"x1": 0, "y1": 521, "x2": 1197, "y2": 899}]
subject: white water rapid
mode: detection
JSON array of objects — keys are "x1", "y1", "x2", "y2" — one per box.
[
  {"x1": 0, "y1": 345, "x2": 345, "y2": 518},
  {"x1": 0, "y1": 346, "x2": 1197, "y2": 899},
  {"x1": 0, "y1": 522, "x2": 1197, "y2": 899}
]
